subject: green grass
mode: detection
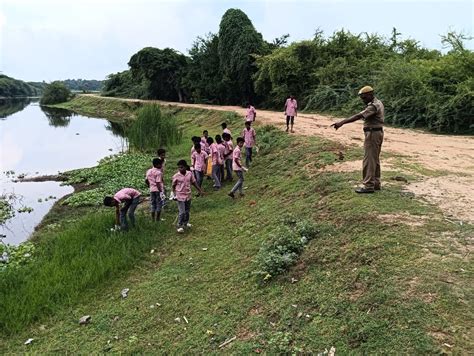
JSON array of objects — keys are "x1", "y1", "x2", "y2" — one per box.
[{"x1": 0, "y1": 99, "x2": 472, "y2": 353}]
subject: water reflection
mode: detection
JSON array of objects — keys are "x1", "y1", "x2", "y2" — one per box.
[
  {"x1": 105, "y1": 120, "x2": 127, "y2": 137},
  {"x1": 0, "y1": 98, "x2": 31, "y2": 119},
  {"x1": 40, "y1": 106, "x2": 75, "y2": 127}
]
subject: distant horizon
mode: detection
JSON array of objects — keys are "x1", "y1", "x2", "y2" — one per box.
[{"x1": 1, "y1": 0, "x2": 472, "y2": 82}]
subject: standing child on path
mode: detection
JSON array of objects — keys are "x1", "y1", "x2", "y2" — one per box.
[
  {"x1": 172, "y1": 160, "x2": 203, "y2": 233},
  {"x1": 245, "y1": 103, "x2": 256, "y2": 122},
  {"x1": 228, "y1": 137, "x2": 247, "y2": 198},
  {"x1": 223, "y1": 132, "x2": 234, "y2": 181},
  {"x1": 207, "y1": 137, "x2": 221, "y2": 190},
  {"x1": 242, "y1": 121, "x2": 256, "y2": 167},
  {"x1": 191, "y1": 143, "x2": 208, "y2": 189},
  {"x1": 146, "y1": 158, "x2": 164, "y2": 222},
  {"x1": 104, "y1": 188, "x2": 141, "y2": 231},
  {"x1": 284, "y1": 95, "x2": 298, "y2": 133}
]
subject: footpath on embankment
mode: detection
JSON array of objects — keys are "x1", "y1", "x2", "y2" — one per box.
[{"x1": 84, "y1": 94, "x2": 474, "y2": 224}]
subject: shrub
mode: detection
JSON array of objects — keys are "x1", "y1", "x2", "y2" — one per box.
[
  {"x1": 127, "y1": 104, "x2": 183, "y2": 152},
  {"x1": 40, "y1": 81, "x2": 72, "y2": 105},
  {"x1": 253, "y1": 217, "x2": 319, "y2": 282}
]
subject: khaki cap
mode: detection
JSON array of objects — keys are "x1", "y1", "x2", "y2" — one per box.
[{"x1": 358, "y1": 86, "x2": 374, "y2": 95}]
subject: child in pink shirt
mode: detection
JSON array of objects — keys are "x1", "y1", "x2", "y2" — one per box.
[
  {"x1": 146, "y1": 158, "x2": 164, "y2": 222},
  {"x1": 207, "y1": 137, "x2": 221, "y2": 190},
  {"x1": 284, "y1": 95, "x2": 298, "y2": 133},
  {"x1": 216, "y1": 135, "x2": 226, "y2": 182},
  {"x1": 201, "y1": 130, "x2": 210, "y2": 154},
  {"x1": 191, "y1": 143, "x2": 208, "y2": 188},
  {"x1": 242, "y1": 121, "x2": 256, "y2": 167},
  {"x1": 104, "y1": 188, "x2": 141, "y2": 230},
  {"x1": 221, "y1": 122, "x2": 231, "y2": 136},
  {"x1": 245, "y1": 104, "x2": 256, "y2": 122},
  {"x1": 172, "y1": 160, "x2": 203, "y2": 233},
  {"x1": 228, "y1": 137, "x2": 248, "y2": 198},
  {"x1": 222, "y1": 132, "x2": 234, "y2": 181}
]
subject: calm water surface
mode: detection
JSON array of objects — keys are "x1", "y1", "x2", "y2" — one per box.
[{"x1": 0, "y1": 99, "x2": 127, "y2": 244}]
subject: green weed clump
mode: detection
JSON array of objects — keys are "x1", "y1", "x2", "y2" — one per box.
[
  {"x1": 0, "y1": 242, "x2": 35, "y2": 271},
  {"x1": 63, "y1": 153, "x2": 150, "y2": 207},
  {"x1": 0, "y1": 197, "x2": 14, "y2": 224},
  {"x1": 127, "y1": 104, "x2": 182, "y2": 152},
  {"x1": 253, "y1": 217, "x2": 319, "y2": 282}
]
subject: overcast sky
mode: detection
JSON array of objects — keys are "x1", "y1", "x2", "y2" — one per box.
[{"x1": 0, "y1": 0, "x2": 472, "y2": 82}]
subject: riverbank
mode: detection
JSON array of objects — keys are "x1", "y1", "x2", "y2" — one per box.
[{"x1": 1, "y1": 96, "x2": 472, "y2": 353}]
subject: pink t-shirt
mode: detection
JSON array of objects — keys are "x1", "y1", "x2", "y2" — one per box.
[
  {"x1": 223, "y1": 128, "x2": 231, "y2": 136},
  {"x1": 114, "y1": 188, "x2": 141, "y2": 203},
  {"x1": 224, "y1": 140, "x2": 234, "y2": 158},
  {"x1": 232, "y1": 145, "x2": 242, "y2": 171},
  {"x1": 246, "y1": 106, "x2": 256, "y2": 122},
  {"x1": 285, "y1": 98, "x2": 298, "y2": 116},
  {"x1": 210, "y1": 143, "x2": 220, "y2": 165},
  {"x1": 172, "y1": 170, "x2": 196, "y2": 202},
  {"x1": 217, "y1": 143, "x2": 226, "y2": 165},
  {"x1": 191, "y1": 150, "x2": 208, "y2": 172},
  {"x1": 190, "y1": 142, "x2": 207, "y2": 159},
  {"x1": 242, "y1": 128, "x2": 256, "y2": 148},
  {"x1": 146, "y1": 167, "x2": 163, "y2": 193}
]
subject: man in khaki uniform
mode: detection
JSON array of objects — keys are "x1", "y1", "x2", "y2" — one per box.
[{"x1": 331, "y1": 86, "x2": 384, "y2": 193}]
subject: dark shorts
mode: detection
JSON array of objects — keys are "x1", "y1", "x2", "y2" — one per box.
[{"x1": 286, "y1": 116, "x2": 295, "y2": 125}]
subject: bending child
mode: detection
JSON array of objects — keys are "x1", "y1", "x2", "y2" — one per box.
[
  {"x1": 172, "y1": 160, "x2": 204, "y2": 233},
  {"x1": 104, "y1": 188, "x2": 141, "y2": 230}
]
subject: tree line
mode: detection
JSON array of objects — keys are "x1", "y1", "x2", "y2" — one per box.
[{"x1": 102, "y1": 8, "x2": 473, "y2": 133}]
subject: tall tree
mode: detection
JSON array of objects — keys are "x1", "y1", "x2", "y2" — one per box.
[
  {"x1": 218, "y1": 9, "x2": 264, "y2": 105},
  {"x1": 128, "y1": 47, "x2": 188, "y2": 101}
]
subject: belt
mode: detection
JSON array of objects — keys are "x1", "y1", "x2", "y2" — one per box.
[{"x1": 363, "y1": 127, "x2": 383, "y2": 132}]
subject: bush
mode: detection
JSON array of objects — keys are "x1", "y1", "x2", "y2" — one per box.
[
  {"x1": 40, "y1": 81, "x2": 72, "y2": 105},
  {"x1": 127, "y1": 104, "x2": 183, "y2": 152},
  {"x1": 253, "y1": 217, "x2": 319, "y2": 282}
]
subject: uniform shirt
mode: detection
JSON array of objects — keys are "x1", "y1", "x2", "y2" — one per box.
[
  {"x1": 223, "y1": 128, "x2": 231, "y2": 136},
  {"x1": 146, "y1": 167, "x2": 163, "y2": 193},
  {"x1": 172, "y1": 170, "x2": 196, "y2": 202},
  {"x1": 285, "y1": 98, "x2": 298, "y2": 116},
  {"x1": 232, "y1": 145, "x2": 243, "y2": 171},
  {"x1": 209, "y1": 143, "x2": 220, "y2": 165},
  {"x1": 242, "y1": 127, "x2": 256, "y2": 148},
  {"x1": 201, "y1": 137, "x2": 210, "y2": 153},
  {"x1": 246, "y1": 106, "x2": 256, "y2": 122},
  {"x1": 359, "y1": 97, "x2": 384, "y2": 128},
  {"x1": 224, "y1": 139, "x2": 234, "y2": 158},
  {"x1": 114, "y1": 188, "x2": 141, "y2": 203},
  {"x1": 191, "y1": 150, "x2": 208, "y2": 172},
  {"x1": 217, "y1": 143, "x2": 226, "y2": 165},
  {"x1": 159, "y1": 159, "x2": 166, "y2": 176},
  {"x1": 190, "y1": 142, "x2": 207, "y2": 159}
]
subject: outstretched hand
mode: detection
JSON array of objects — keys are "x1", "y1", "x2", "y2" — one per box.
[{"x1": 330, "y1": 122, "x2": 343, "y2": 130}]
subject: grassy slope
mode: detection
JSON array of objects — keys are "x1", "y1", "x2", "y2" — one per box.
[{"x1": 1, "y1": 97, "x2": 472, "y2": 353}]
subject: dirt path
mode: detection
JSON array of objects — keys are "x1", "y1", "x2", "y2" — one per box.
[{"x1": 86, "y1": 95, "x2": 474, "y2": 222}]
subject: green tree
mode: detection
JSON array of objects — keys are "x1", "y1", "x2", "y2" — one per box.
[
  {"x1": 128, "y1": 47, "x2": 188, "y2": 101},
  {"x1": 40, "y1": 81, "x2": 71, "y2": 105},
  {"x1": 218, "y1": 8, "x2": 264, "y2": 104}
]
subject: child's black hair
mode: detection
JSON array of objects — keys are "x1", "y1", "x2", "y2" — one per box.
[
  {"x1": 245, "y1": 120, "x2": 251, "y2": 126},
  {"x1": 177, "y1": 159, "x2": 190, "y2": 170},
  {"x1": 103, "y1": 196, "x2": 115, "y2": 206},
  {"x1": 215, "y1": 134, "x2": 222, "y2": 144},
  {"x1": 152, "y1": 158, "x2": 162, "y2": 168},
  {"x1": 206, "y1": 137, "x2": 214, "y2": 145},
  {"x1": 221, "y1": 122, "x2": 227, "y2": 128},
  {"x1": 191, "y1": 136, "x2": 200, "y2": 144},
  {"x1": 236, "y1": 137, "x2": 245, "y2": 144},
  {"x1": 203, "y1": 130, "x2": 208, "y2": 135},
  {"x1": 222, "y1": 132, "x2": 230, "y2": 140},
  {"x1": 194, "y1": 143, "x2": 201, "y2": 151},
  {"x1": 157, "y1": 148, "x2": 166, "y2": 156}
]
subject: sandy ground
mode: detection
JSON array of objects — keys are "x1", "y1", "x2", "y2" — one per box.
[{"x1": 87, "y1": 95, "x2": 474, "y2": 223}]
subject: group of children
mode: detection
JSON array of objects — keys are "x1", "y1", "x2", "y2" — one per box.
[{"x1": 104, "y1": 119, "x2": 257, "y2": 233}]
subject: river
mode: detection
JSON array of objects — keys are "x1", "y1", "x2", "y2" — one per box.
[{"x1": 0, "y1": 99, "x2": 127, "y2": 245}]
